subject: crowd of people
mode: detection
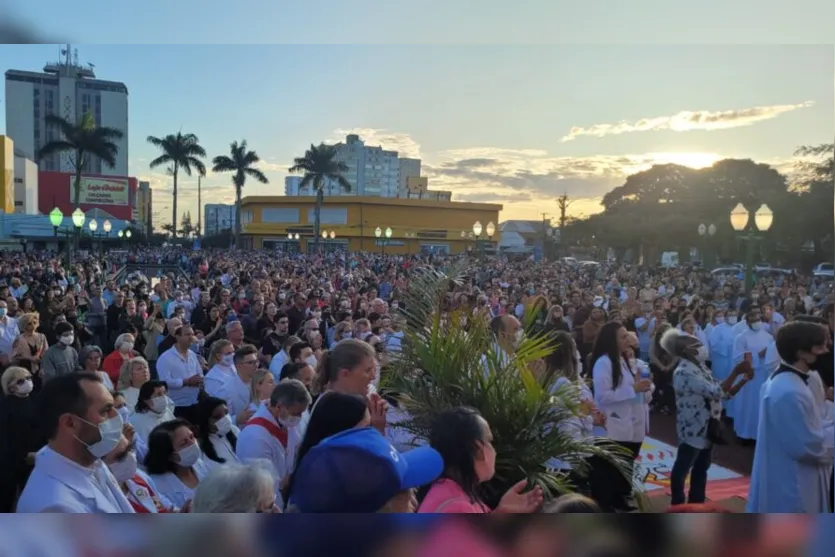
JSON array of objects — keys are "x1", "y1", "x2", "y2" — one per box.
[{"x1": 0, "y1": 246, "x2": 832, "y2": 513}]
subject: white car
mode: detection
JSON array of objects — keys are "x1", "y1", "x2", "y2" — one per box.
[{"x1": 813, "y1": 262, "x2": 834, "y2": 278}]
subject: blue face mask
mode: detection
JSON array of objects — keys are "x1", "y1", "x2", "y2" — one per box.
[{"x1": 0, "y1": 308, "x2": 6, "y2": 318}]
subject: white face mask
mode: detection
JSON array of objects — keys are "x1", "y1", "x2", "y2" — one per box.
[
  {"x1": 726, "y1": 316, "x2": 738, "y2": 325},
  {"x1": 714, "y1": 316, "x2": 725, "y2": 324},
  {"x1": 514, "y1": 329, "x2": 524, "y2": 345},
  {"x1": 77, "y1": 413, "x2": 124, "y2": 459},
  {"x1": 751, "y1": 322, "x2": 766, "y2": 332},
  {"x1": 695, "y1": 344, "x2": 710, "y2": 363},
  {"x1": 304, "y1": 355, "x2": 318, "y2": 368},
  {"x1": 175, "y1": 442, "x2": 201, "y2": 468},
  {"x1": 120, "y1": 342, "x2": 134, "y2": 352},
  {"x1": 221, "y1": 354, "x2": 235, "y2": 367},
  {"x1": 109, "y1": 451, "x2": 138, "y2": 484},
  {"x1": 117, "y1": 406, "x2": 131, "y2": 424},
  {"x1": 60, "y1": 334, "x2": 75, "y2": 346},
  {"x1": 16, "y1": 379, "x2": 33, "y2": 395},
  {"x1": 214, "y1": 414, "x2": 233, "y2": 436},
  {"x1": 149, "y1": 395, "x2": 168, "y2": 414},
  {"x1": 279, "y1": 414, "x2": 302, "y2": 429}
]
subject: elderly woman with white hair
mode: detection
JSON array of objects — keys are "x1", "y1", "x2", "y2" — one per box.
[
  {"x1": 118, "y1": 356, "x2": 152, "y2": 410},
  {"x1": 102, "y1": 332, "x2": 139, "y2": 387},
  {"x1": 191, "y1": 460, "x2": 278, "y2": 513},
  {"x1": 664, "y1": 327, "x2": 753, "y2": 506}
]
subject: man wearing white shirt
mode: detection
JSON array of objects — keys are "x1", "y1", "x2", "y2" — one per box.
[
  {"x1": 16, "y1": 372, "x2": 135, "y2": 513},
  {"x1": 0, "y1": 299, "x2": 20, "y2": 367},
  {"x1": 236, "y1": 379, "x2": 311, "y2": 509},
  {"x1": 156, "y1": 325, "x2": 204, "y2": 425},
  {"x1": 205, "y1": 342, "x2": 257, "y2": 427},
  {"x1": 268, "y1": 335, "x2": 300, "y2": 380}
]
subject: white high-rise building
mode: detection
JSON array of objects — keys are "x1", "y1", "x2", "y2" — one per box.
[
  {"x1": 4, "y1": 45, "x2": 129, "y2": 176},
  {"x1": 285, "y1": 134, "x2": 420, "y2": 198},
  {"x1": 204, "y1": 203, "x2": 236, "y2": 236},
  {"x1": 398, "y1": 158, "x2": 421, "y2": 195}
]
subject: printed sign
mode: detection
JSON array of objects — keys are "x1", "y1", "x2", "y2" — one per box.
[
  {"x1": 78, "y1": 177, "x2": 129, "y2": 206},
  {"x1": 636, "y1": 437, "x2": 741, "y2": 492}
]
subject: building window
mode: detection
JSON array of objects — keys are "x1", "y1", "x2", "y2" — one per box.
[
  {"x1": 262, "y1": 208, "x2": 300, "y2": 223},
  {"x1": 306, "y1": 208, "x2": 348, "y2": 225}
]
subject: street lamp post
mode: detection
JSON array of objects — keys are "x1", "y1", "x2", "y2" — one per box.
[
  {"x1": 375, "y1": 226, "x2": 383, "y2": 254},
  {"x1": 697, "y1": 223, "x2": 717, "y2": 268},
  {"x1": 472, "y1": 220, "x2": 495, "y2": 259},
  {"x1": 730, "y1": 203, "x2": 773, "y2": 293},
  {"x1": 49, "y1": 208, "x2": 64, "y2": 263},
  {"x1": 70, "y1": 208, "x2": 85, "y2": 264}
]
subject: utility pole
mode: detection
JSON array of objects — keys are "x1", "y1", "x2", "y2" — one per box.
[
  {"x1": 556, "y1": 193, "x2": 573, "y2": 258},
  {"x1": 541, "y1": 212, "x2": 550, "y2": 261}
]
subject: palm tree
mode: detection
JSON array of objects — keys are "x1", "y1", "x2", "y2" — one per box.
[
  {"x1": 146, "y1": 132, "x2": 207, "y2": 239},
  {"x1": 211, "y1": 140, "x2": 268, "y2": 249},
  {"x1": 37, "y1": 112, "x2": 123, "y2": 243},
  {"x1": 288, "y1": 143, "x2": 351, "y2": 252}
]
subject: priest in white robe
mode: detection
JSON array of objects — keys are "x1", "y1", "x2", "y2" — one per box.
[
  {"x1": 747, "y1": 321, "x2": 834, "y2": 513},
  {"x1": 731, "y1": 306, "x2": 776, "y2": 440}
]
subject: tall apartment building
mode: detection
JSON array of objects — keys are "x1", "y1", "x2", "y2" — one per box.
[
  {"x1": 285, "y1": 134, "x2": 417, "y2": 198},
  {"x1": 4, "y1": 45, "x2": 129, "y2": 176},
  {"x1": 398, "y1": 158, "x2": 421, "y2": 196},
  {"x1": 204, "y1": 203, "x2": 236, "y2": 236}
]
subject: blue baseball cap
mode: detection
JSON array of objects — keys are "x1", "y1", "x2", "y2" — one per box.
[{"x1": 291, "y1": 427, "x2": 443, "y2": 513}]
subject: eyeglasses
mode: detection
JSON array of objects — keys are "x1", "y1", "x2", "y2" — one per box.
[{"x1": 240, "y1": 359, "x2": 258, "y2": 366}]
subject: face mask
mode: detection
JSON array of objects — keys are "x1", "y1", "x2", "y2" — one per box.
[
  {"x1": 221, "y1": 354, "x2": 235, "y2": 367},
  {"x1": 175, "y1": 296, "x2": 183, "y2": 302},
  {"x1": 175, "y1": 442, "x2": 201, "y2": 468},
  {"x1": 514, "y1": 329, "x2": 524, "y2": 345},
  {"x1": 138, "y1": 306, "x2": 146, "y2": 313},
  {"x1": 149, "y1": 395, "x2": 168, "y2": 414},
  {"x1": 304, "y1": 355, "x2": 318, "y2": 368},
  {"x1": 109, "y1": 451, "x2": 138, "y2": 484},
  {"x1": 238, "y1": 293, "x2": 246, "y2": 300},
  {"x1": 214, "y1": 414, "x2": 233, "y2": 436},
  {"x1": 714, "y1": 316, "x2": 725, "y2": 324},
  {"x1": 359, "y1": 331, "x2": 371, "y2": 340},
  {"x1": 727, "y1": 316, "x2": 738, "y2": 325},
  {"x1": 77, "y1": 413, "x2": 124, "y2": 459},
  {"x1": 117, "y1": 406, "x2": 131, "y2": 424},
  {"x1": 0, "y1": 308, "x2": 6, "y2": 318},
  {"x1": 391, "y1": 303, "x2": 399, "y2": 310},
  {"x1": 751, "y1": 322, "x2": 765, "y2": 332},
  {"x1": 279, "y1": 415, "x2": 302, "y2": 429},
  {"x1": 60, "y1": 334, "x2": 75, "y2": 346},
  {"x1": 120, "y1": 342, "x2": 134, "y2": 352},
  {"x1": 695, "y1": 344, "x2": 709, "y2": 363},
  {"x1": 16, "y1": 379, "x2": 33, "y2": 395}
]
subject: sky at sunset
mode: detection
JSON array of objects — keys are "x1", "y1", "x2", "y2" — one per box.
[{"x1": 1, "y1": 41, "x2": 831, "y2": 227}]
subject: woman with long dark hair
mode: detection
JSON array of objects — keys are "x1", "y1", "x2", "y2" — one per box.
[
  {"x1": 418, "y1": 407, "x2": 543, "y2": 514},
  {"x1": 588, "y1": 321, "x2": 652, "y2": 512},
  {"x1": 195, "y1": 396, "x2": 240, "y2": 469},
  {"x1": 285, "y1": 391, "x2": 370, "y2": 508}
]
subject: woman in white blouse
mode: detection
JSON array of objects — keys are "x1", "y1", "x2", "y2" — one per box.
[
  {"x1": 144, "y1": 418, "x2": 212, "y2": 508},
  {"x1": 589, "y1": 321, "x2": 653, "y2": 512},
  {"x1": 117, "y1": 356, "x2": 151, "y2": 411},
  {"x1": 195, "y1": 396, "x2": 241, "y2": 470},
  {"x1": 129, "y1": 380, "x2": 176, "y2": 444}
]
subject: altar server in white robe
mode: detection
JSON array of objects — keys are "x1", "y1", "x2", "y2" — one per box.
[
  {"x1": 710, "y1": 309, "x2": 739, "y2": 417},
  {"x1": 732, "y1": 306, "x2": 776, "y2": 440},
  {"x1": 748, "y1": 321, "x2": 834, "y2": 513}
]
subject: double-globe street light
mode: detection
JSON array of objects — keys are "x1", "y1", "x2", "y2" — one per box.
[
  {"x1": 375, "y1": 226, "x2": 392, "y2": 253},
  {"x1": 697, "y1": 223, "x2": 717, "y2": 268},
  {"x1": 730, "y1": 202, "x2": 773, "y2": 294},
  {"x1": 472, "y1": 220, "x2": 496, "y2": 258},
  {"x1": 48, "y1": 207, "x2": 86, "y2": 264}
]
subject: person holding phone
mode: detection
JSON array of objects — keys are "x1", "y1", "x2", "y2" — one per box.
[{"x1": 731, "y1": 305, "x2": 778, "y2": 442}]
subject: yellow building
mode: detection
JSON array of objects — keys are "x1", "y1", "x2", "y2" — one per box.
[
  {"x1": 0, "y1": 136, "x2": 15, "y2": 214},
  {"x1": 240, "y1": 195, "x2": 502, "y2": 254}
]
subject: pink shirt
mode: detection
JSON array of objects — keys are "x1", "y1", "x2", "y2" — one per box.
[{"x1": 417, "y1": 479, "x2": 490, "y2": 514}]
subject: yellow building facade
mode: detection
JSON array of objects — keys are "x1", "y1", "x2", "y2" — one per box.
[
  {"x1": 240, "y1": 196, "x2": 502, "y2": 254},
  {"x1": 0, "y1": 136, "x2": 15, "y2": 214}
]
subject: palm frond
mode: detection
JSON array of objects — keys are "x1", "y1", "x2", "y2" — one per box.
[
  {"x1": 386, "y1": 265, "x2": 638, "y2": 508},
  {"x1": 245, "y1": 167, "x2": 269, "y2": 183},
  {"x1": 212, "y1": 155, "x2": 237, "y2": 173},
  {"x1": 37, "y1": 140, "x2": 75, "y2": 161}
]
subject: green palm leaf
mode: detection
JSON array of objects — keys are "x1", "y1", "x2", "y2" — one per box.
[{"x1": 385, "y1": 262, "x2": 640, "y2": 508}]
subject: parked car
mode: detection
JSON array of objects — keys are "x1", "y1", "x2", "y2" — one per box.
[
  {"x1": 813, "y1": 262, "x2": 834, "y2": 278},
  {"x1": 754, "y1": 262, "x2": 772, "y2": 272}
]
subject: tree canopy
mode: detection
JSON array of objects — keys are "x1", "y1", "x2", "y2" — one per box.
[{"x1": 565, "y1": 146, "x2": 834, "y2": 265}]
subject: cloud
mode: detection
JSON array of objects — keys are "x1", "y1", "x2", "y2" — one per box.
[
  {"x1": 561, "y1": 101, "x2": 814, "y2": 142},
  {"x1": 329, "y1": 127, "x2": 422, "y2": 159}
]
